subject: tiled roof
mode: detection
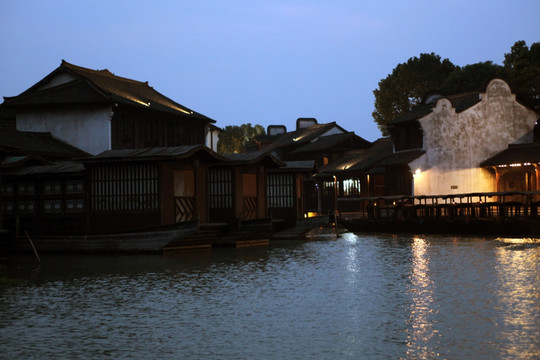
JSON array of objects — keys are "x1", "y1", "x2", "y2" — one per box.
[
  {"x1": 316, "y1": 138, "x2": 393, "y2": 176},
  {"x1": 261, "y1": 122, "x2": 342, "y2": 151},
  {"x1": 480, "y1": 143, "x2": 540, "y2": 166},
  {"x1": 4, "y1": 60, "x2": 215, "y2": 123},
  {"x1": 291, "y1": 132, "x2": 371, "y2": 155},
  {"x1": 389, "y1": 91, "x2": 481, "y2": 125},
  {"x1": 3, "y1": 161, "x2": 85, "y2": 176},
  {"x1": 378, "y1": 149, "x2": 425, "y2": 166},
  {"x1": 84, "y1": 145, "x2": 227, "y2": 163},
  {"x1": 222, "y1": 151, "x2": 283, "y2": 166},
  {"x1": 0, "y1": 130, "x2": 89, "y2": 159},
  {"x1": 278, "y1": 160, "x2": 316, "y2": 171}
]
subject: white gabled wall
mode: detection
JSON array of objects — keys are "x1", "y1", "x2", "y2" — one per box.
[
  {"x1": 17, "y1": 106, "x2": 113, "y2": 155},
  {"x1": 205, "y1": 127, "x2": 220, "y2": 152},
  {"x1": 410, "y1": 79, "x2": 537, "y2": 196},
  {"x1": 318, "y1": 127, "x2": 345, "y2": 138}
]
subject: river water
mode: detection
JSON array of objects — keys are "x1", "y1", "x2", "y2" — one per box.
[{"x1": 0, "y1": 230, "x2": 538, "y2": 359}]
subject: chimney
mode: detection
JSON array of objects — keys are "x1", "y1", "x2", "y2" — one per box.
[
  {"x1": 296, "y1": 118, "x2": 317, "y2": 130},
  {"x1": 267, "y1": 125, "x2": 287, "y2": 136}
]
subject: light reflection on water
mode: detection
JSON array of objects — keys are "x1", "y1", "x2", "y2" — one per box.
[{"x1": 0, "y1": 231, "x2": 538, "y2": 359}]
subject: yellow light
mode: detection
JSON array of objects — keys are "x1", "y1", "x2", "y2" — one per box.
[{"x1": 415, "y1": 169, "x2": 421, "y2": 175}]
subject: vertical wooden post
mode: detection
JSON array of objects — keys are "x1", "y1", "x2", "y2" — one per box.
[{"x1": 534, "y1": 164, "x2": 540, "y2": 192}]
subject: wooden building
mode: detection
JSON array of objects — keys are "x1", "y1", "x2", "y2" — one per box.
[
  {"x1": 80, "y1": 145, "x2": 226, "y2": 233},
  {"x1": 255, "y1": 118, "x2": 370, "y2": 162},
  {"x1": 253, "y1": 118, "x2": 371, "y2": 217},
  {"x1": 384, "y1": 79, "x2": 538, "y2": 196},
  {"x1": 209, "y1": 152, "x2": 283, "y2": 222},
  {"x1": 314, "y1": 138, "x2": 394, "y2": 213},
  {"x1": 0, "y1": 129, "x2": 90, "y2": 234},
  {"x1": 2, "y1": 60, "x2": 217, "y2": 155},
  {"x1": 481, "y1": 142, "x2": 540, "y2": 193}
]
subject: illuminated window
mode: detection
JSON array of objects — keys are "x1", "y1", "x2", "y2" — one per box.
[
  {"x1": 323, "y1": 157, "x2": 329, "y2": 166},
  {"x1": 343, "y1": 179, "x2": 361, "y2": 196}
]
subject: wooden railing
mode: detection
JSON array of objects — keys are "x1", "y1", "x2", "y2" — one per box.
[
  {"x1": 338, "y1": 191, "x2": 540, "y2": 220},
  {"x1": 174, "y1": 196, "x2": 196, "y2": 223}
]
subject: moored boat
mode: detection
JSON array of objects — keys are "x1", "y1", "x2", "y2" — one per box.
[{"x1": 7, "y1": 221, "x2": 200, "y2": 254}]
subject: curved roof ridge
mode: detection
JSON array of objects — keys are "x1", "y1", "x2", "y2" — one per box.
[{"x1": 61, "y1": 60, "x2": 148, "y2": 86}]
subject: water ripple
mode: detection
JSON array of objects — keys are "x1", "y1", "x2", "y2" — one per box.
[{"x1": 1, "y1": 233, "x2": 538, "y2": 359}]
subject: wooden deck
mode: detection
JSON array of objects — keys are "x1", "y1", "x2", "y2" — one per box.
[{"x1": 338, "y1": 191, "x2": 540, "y2": 236}]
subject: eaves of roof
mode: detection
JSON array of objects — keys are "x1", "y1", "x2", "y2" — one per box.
[
  {"x1": 388, "y1": 91, "x2": 481, "y2": 126},
  {"x1": 0, "y1": 130, "x2": 90, "y2": 159},
  {"x1": 262, "y1": 122, "x2": 340, "y2": 151},
  {"x1": 82, "y1": 145, "x2": 228, "y2": 163},
  {"x1": 3, "y1": 78, "x2": 110, "y2": 107},
  {"x1": 222, "y1": 151, "x2": 284, "y2": 167},
  {"x1": 272, "y1": 160, "x2": 315, "y2": 172},
  {"x1": 2, "y1": 161, "x2": 85, "y2": 176},
  {"x1": 291, "y1": 132, "x2": 371, "y2": 155},
  {"x1": 316, "y1": 138, "x2": 393, "y2": 177},
  {"x1": 480, "y1": 143, "x2": 540, "y2": 167},
  {"x1": 4, "y1": 60, "x2": 216, "y2": 123},
  {"x1": 378, "y1": 149, "x2": 425, "y2": 166}
]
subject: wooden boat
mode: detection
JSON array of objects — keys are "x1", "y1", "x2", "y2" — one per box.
[{"x1": 6, "y1": 221, "x2": 200, "y2": 254}]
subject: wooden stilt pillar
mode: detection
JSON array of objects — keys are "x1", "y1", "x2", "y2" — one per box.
[
  {"x1": 492, "y1": 166, "x2": 501, "y2": 193},
  {"x1": 534, "y1": 164, "x2": 540, "y2": 192}
]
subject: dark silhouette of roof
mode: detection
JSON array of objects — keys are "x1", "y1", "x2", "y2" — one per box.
[
  {"x1": 83, "y1": 145, "x2": 227, "y2": 163},
  {"x1": 378, "y1": 149, "x2": 425, "y2": 166},
  {"x1": 389, "y1": 91, "x2": 481, "y2": 126},
  {"x1": 290, "y1": 132, "x2": 371, "y2": 156},
  {"x1": 0, "y1": 129, "x2": 89, "y2": 160},
  {"x1": 222, "y1": 151, "x2": 283, "y2": 166},
  {"x1": 2, "y1": 161, "x2": 85, "y2": 176},
  {"x1": 481, "y1": 143, "x2": 540, "y2": 166},
  {"x1": 260, "y1": 122, "x2": 346, "y2": 152},
  {"x1": 316, "y1": 138, "x2": 393, "y2": 177},
  {"x1": 3, "y1": 60, "x2": 215, "y2": 123}
]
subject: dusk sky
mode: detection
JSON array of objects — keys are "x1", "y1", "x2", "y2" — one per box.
[{"x1": 1, "y1": 1, "x2": 538, "y2": 141}]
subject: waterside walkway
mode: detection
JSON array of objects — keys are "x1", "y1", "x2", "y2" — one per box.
[{"x1": 338, "y1": 191, "x2": 540, "y2": 236}]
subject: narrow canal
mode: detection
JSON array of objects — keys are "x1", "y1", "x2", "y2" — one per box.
[{"x1": 1, "y1": 230, "x2": 538, "y2": 359}]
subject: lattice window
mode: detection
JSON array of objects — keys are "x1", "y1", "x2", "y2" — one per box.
[
  {"x1": 267, "y1": 173, "x2": 294, "y2": 208},
  {"x1": 66, "y1": 180, "x2": 85, "y2": 194},
  {"x1": 2, "y1": 201, "x2": 15, "y2": 214},
  {"x1": 44, "y1": 181, "x2": 62, "y2": 195},
  {"x1": 17, "y1": 182, "x2": 35, "y2": 196},
  {"x1": 323, "y1": 180, "x2": 335, "y2": 197},
  {"x1": 91, "y1": 163, "x2": 158, "y2": 212},
  {"x1": 208, "y1": 167, "x2": 233, "y2": 208},
  {"x1": 343, "y1": 179, "x2": 361, "y2": 196},
  {"x1": 18, "y1": 200, "x2": 35, "y2": 214},
  {"x1": 66, "y1": 199, "x2": 85, "y2": 213},
  {"x1": 44, "y1": 200, "x2": 63, "y2": 214},
  {"x1": 2, "y1": 182, "x2": 14, "y2": 196}
]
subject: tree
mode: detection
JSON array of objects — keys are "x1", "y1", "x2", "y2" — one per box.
[
  {"x1": 503, "y1": 40, "x2": 540, "y2": 113},
  {"x1": 217, "y1": 123, "x2": 266, "y2": 154},
  {"x1": 372, "y1": 53, "x2": 457, "y2": 135},
  {"x1": 372, "y1": 42, "x2": 540, "y2": 136},
  {"x1": 439, "y1": 61, "x2": 504, "y2": 94}
]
